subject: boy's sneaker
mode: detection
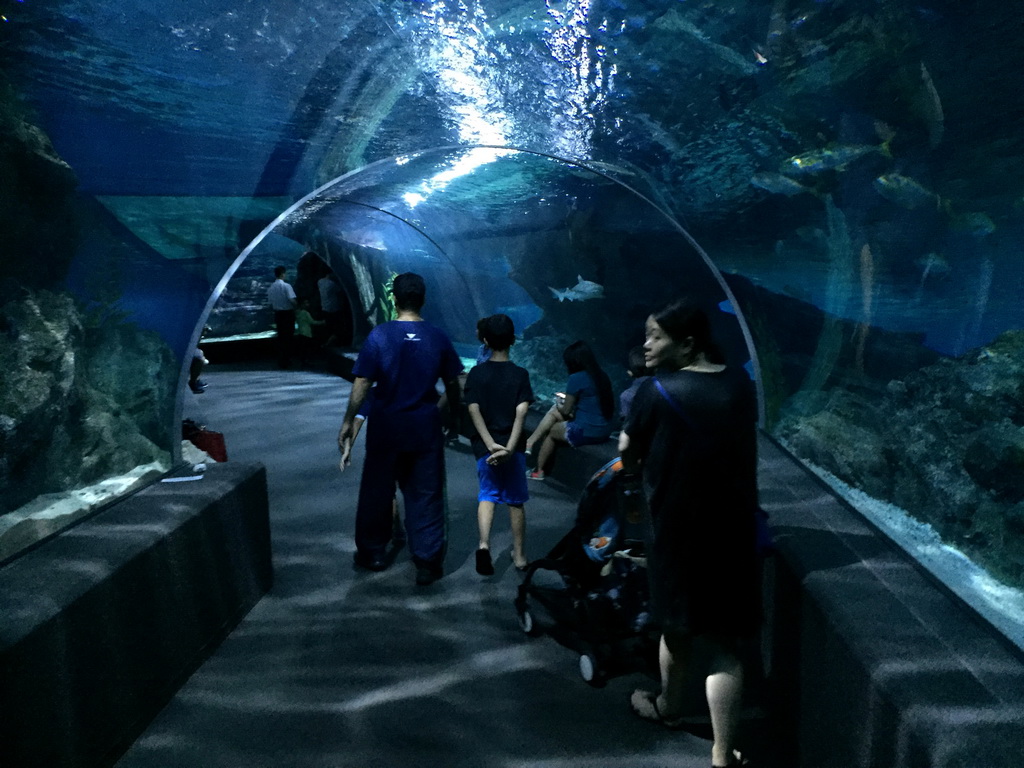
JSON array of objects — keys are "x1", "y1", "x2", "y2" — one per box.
[
  {"x1": 475, "y1": 548, "x2": 494, "y2": 576},
  {"x1": 527, "y1": 470, "x2": 545, "y2": 481}
]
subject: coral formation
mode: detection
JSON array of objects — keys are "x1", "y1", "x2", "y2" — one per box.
[{"x1": 777, "y1": 330, "x2": 1024, "y2": 586}]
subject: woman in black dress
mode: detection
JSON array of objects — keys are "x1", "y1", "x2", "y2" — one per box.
[{"x1": 619, "y1": 298, "x2": 760, "y2": 768}]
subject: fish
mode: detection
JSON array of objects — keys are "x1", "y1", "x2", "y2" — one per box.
[
  {"x1": 782, "y1": 142, "x2": 890, "y2": 176},
  {"x1": 872, "y1": 173, "x2": 942, "y2": 210},
  {"x1": 916, "y1": 252, "x2": 950, "y2": 282},
  {"x1": 853, "y1": 243, "x2": 874, "y2": 373},
  {"x1": 750, "y1": 172, "x2": 816, "y2": 197},
  {"x1": 635, "y1": 114, "x2": 683, "y2": 154},
  {"x1": 950, "y1": 211, "x2": 996, "y2": 238},
  {"x1": 549, "y1": 275, "x2": 605, "y2": 302},
  {"x1": 960, "y1": 258, "x2": 993, "y2": 354},
  {"x1": 752, "y1": 48, "x2": 768, "y2": 65},
  {"x1": 585, "y1": 160, "x2": 637, "y2": 177},
  {"x1": 765, "y1": 0, "x2": 787, "y2": 57},
  {"x1": 914, "y1": 252, "x2": 950, "y2": 303},
  {"x1": 859, "y1": 243, "x2": 874, "y2": 324},
  {"x1": 919, "y1": 63, "x2": 945, "y2": 149},
  {"x1": 795, "y1": 226, "x2": 825, "y2": 243},
  {"x1": 874, "y1": 120, "x2": 896, "y2": 145}
]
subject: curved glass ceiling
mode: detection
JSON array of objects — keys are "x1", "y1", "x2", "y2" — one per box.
[{"x1": 235, "y1": 147, "x2": 759, "y2": 392}]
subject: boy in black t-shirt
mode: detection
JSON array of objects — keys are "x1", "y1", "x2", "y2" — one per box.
[{"x1": 464, "y1": 314, "x2": 534, "y2": 575}]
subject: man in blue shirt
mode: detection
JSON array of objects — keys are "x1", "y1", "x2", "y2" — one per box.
[{"x1": 338, "y1": 273, "x2": 463, "y2": 585}]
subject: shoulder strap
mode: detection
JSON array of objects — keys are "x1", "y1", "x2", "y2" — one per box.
[{"x1": 653, "y1": 377, "x2": 697, "y2": 430}]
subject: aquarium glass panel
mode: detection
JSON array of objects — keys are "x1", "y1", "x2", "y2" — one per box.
[{"x1": 1, "y1": 0, "x2": 1023, "y2": 647}]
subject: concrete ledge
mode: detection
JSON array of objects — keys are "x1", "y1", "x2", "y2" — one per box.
[
  {"x1": 201, "y1": 335, "x2": 276, "y2": 363},
  {"x1": 534, "y1": 432, "x2": 618, "y2": 489},
  {"x1": 490, "y1": 407, "x2": 619, "y2": 493},
  {"x1": 0, "y1": 462, "x2": 273, "y2": 768},
  {"x1": 759, "y1": 435, "x2": 1024, "y2": 767}
]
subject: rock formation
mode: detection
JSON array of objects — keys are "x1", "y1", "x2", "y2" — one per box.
[
  {"x1": 777, "y1": 330, "x2": 1024, "y2": 586},
  {"x1": 0, "y1": 288, "x2": 175, "y2": 516}
]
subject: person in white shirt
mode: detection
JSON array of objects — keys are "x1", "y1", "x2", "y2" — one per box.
[{"x1": 267, "y1": 265, "x2": 297, "y2": 368}]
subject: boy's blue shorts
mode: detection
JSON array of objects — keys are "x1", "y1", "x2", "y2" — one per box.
[{"x1": 476, "y1": 453, "x2": 529, "y2": 505}]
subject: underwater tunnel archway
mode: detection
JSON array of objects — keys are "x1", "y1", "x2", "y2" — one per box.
[{"x1": 199, "y1": 145, "x2": 765, "y2": 426}]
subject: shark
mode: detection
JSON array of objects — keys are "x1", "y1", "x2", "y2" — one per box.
[{"x1": 549, "y1": 275, "x2": 605, "y2": 302}]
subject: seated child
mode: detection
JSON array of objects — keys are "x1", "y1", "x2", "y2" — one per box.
[{"x1": 618, "y1": 345, "x2": 650, "y2": 423}]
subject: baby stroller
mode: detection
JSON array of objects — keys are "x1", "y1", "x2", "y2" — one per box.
[{"x1": 514, "y1": 457, "x2": 659, "y2": 687}]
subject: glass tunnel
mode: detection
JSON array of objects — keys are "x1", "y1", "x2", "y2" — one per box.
[
  {"x1": 2, "y1": 0, "x2": 1024, "y2": 653},
  {"x1": 226, "y1": 146, "x2": 759, "y2": 400}
]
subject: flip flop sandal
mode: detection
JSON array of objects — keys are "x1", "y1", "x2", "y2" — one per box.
[
  {"x1": 713, "y1": 750, "x2": 751, "y2": 767},
  {"x1": 629, "y1": 689, "x2": 686, "y2": 730}
]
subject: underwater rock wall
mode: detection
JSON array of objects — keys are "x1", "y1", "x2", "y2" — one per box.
[
  {"x1": 776, "y1": 330, "x2": 1024, "y2": 587},
  {"x1": 0, "y1": 288, "x2": 175, "y2": 516}
]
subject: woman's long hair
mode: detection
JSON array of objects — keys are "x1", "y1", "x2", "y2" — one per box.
[
  {"x1": 650, "y1": 299, "x2": 725, "y2": 364},
  {"x1": 562, "y1": 340, "x2": 615, "y2": 419}
]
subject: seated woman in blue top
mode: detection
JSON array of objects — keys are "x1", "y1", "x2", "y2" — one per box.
[{"x1": 525, "y1": 340, "x2": 615, "y2": 480}]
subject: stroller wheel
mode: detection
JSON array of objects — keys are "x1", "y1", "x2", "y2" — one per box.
[
  {"x1": 517, "y1": 606, "x2": 539, "y2": 636},
  {"x1": 578, "y1": 651, "x2": 606, "y2": 687}
]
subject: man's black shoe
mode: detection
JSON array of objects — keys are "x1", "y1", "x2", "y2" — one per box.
[
  {"x1": 475, "y1": 548, "x2": 494, "y2": 576},
  {"x1": 353, "y1": 550, "x2": 388, "y2": 571},
  {"x1": 415, "y1": 565, "x2": 442, "y2": 586}
]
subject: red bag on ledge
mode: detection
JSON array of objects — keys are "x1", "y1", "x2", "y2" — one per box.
[{"x1": 182, "y1": 419, "x2": 228, "y2": 462}]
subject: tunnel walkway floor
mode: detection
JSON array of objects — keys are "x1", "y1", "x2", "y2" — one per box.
[{"x1": 114, "y1": 360, "x2": 780, "y2": 768}]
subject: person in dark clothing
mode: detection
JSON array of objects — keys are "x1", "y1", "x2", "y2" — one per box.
[
  {"x1": 525, "y1": 340, "x2": 614, "y2": 480},
  {"x1": 189, "y1": 326, "x2": 211, "y2": 394},
  {"x1": 267, "y1": 265, "x2": 297, "y2": 368},
  {"x1": 337, "y1": 273, "x2": 463, "y2": 586},
  {"x1": 618, "y1": 345, "x2": 650, "y2": 422},
  {"x1": 318, "y1": 270, "x2": 347, "y2": 347},
  {"x1": 619, "y1": 298, "x2": 760, "y2": 768},
  {"x1": 464, "y1": 314, "x2": 534, "y2": 575},
  {"x1": 339, "y1": 390, "x2": 404, "y2": 546}
]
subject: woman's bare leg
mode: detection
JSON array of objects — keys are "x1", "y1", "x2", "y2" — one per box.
[
  {"x1": 631, "y1": 629, "x2": 689, "y2": 722},
  {"x1": 657, "y1": 630, "x2": 691, "y2": 716},
  {"x1": 526, "y1": 405, "x2": 563, "y2": 453},
  {"x1": 706, "y1": 637, "x2": 744, "y2": 767},
  {"x1": 535, "y1": 420, "x2": 567, "y2": 474}
]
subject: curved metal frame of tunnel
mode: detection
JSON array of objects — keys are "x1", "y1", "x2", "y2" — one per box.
[{"x1": 177, "y1": 145, "x2": 766, "y2": 460}]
